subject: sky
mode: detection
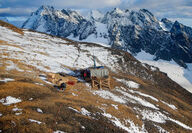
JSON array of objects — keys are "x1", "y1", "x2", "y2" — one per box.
[{"x1": 0, "y1": 0, "x2": 192, "y2": 26}]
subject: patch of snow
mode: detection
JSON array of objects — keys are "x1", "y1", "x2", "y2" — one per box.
[
  {"x1": 39, "y1": 76, "x2": 53, "y2": 85},
  {"x1": 0, "y1": 96, "x2": 22, "y2": 105},
  {"x1": 6, "y1": 60, "x2": 24, "y2": 72},
  {"x1": 53, "y1": 130, "x2": 66, "y2": 133},
  {"x1": 72, "y1": 93, "x2": 78, "y2": 96},
  {"x1": 0, "y1": 78, "x2": 15, "y2": 82},
  {"x1": 159, "y1": 22, "x2": 169, "y2": 31},
  {"x1": 81, "y1": 125, "x2": 85, "y2": 129},
  {"x1": 141, "y1": 109, "x2": 167, "y2": 123},
  {"x1": 128, "y1": 89, "x2": 159, "y2": 102},
  {"x1": 169, "y1": 118, "x2": 192, "y2": 130},
  {"x1": 81, "y1": 108, "x2": 91, "y2": 116},
  {"x1": 115, "y1": 78, "x2": 139, "y2": 89},
  {"x1": 92, "y1": 90, "x2": 126, "y2": 104},
  {"x1": 154, "y1": 124, "x2": 169, "y2": 133},
  {"x1": 111, "y1": 104, "x2": 118, "y2": 110},
  {"x1": 117, "y1": 89, "x2": 159, "y2": 110},
  {"x1": 37, "y1": 108, "x2": 43, "y2": 113},
  {"x1": 68, "y1": 107, "x2": 79, "y2": 113},
  {"x1": 15, "y1": 112, "x2": 22, "y2": 115},
  {"x1": 135, "y1": 107, "x2": 192, "y2": 130},
  {"x1": 35, "y1": 83, "x2": 44, "y2": 86},
  {"x1": 150, "y1": 66, "x2": 157, "y2": 71},
  {"x1": 161, "y1": 101, "x2": 177, "y2": 110},
  {"x1": 29, "y1": 119, "x2": 42, "y2": 124},
  {"x1": 29, "y1": 98, "x2": 33, "y2": 101},
  {"x1": 12, "y1": 107, "x2": 22, "y2": 112},
  {"x1": 102, "y1": 111, "x2": 147, "y2": 133}
]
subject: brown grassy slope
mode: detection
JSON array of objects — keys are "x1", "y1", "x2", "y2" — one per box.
[
  {"x1": 0, "y1": 66, "x2": 192, "y2": 133},
  {"x1": 0, "y1": 68, "x2": 132, "y2": 132},
  {"x1": 0, "y1": 20, "x2": 23, "y2": 35}
]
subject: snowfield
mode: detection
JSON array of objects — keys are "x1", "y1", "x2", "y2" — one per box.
[
  {"x1": 135, "y1": 51, "x2": 192, "y2": 93},
  {"x1": 0, "y1": 26, "x2": 120, "y2": 74},
  {"x1": 0, "y1": 96, "x2": 22, "y2": 105}
]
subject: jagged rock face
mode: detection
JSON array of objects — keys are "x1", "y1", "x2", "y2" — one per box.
[
  {"x1": 22, "y1": 6, "x2": 96, "y2": 40},
  {"x1": 102, "y1": 8, "x2": 192, "y2": 65},
  {"x1": 170, "y1": 21, "x2": 192, "y2": 65},
  {"x1": 161, "y1": 18, "x2": 173, "y2": 31}
]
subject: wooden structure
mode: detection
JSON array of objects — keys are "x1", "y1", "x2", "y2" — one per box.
[
  {"x1": 91, "y1": 76, "x2": 111, "y2": 89},
  {"x1": 89, "y1": 67, "x2": 111, "y2": 89}
]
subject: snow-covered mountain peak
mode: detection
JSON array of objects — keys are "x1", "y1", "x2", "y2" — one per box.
[
  {"x1": 22, "y1": 6, "x2": 96, "y2": 40},
  {"x1": 111, "y1": 8, "x2": 124, "y2": 15},
  {"x1": 34, "y1": 5, "x2": 54, "y2": 16},
  {"x1": 102, "y1": 8, "x2": 160, "y2": 28},
  {"x1": 160, "y1": 18, "x2": 173, "y2": 31}
]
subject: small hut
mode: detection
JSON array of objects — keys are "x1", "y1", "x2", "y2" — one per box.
[
  {"x1": 89, "y1": 66, "x2": 110, "y2": 89},
  {"x1": 81, "y1": 56, "x2": 111, "y2": 89}
]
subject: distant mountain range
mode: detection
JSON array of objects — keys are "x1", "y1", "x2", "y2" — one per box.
[
  {"x1": 0, "y1": 17, "x2": 27, "y2": 27},
  {"x1": 21, "y1": 5, "x2": 192, "y2": 67}
]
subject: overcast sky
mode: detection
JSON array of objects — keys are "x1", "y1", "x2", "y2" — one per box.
[{"x1": 0, "y1": 0, "x2": 192, "y2": 25}]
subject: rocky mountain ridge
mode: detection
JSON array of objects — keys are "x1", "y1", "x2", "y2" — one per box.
[{"x1": 22, "y1": 5, "x2": 96, "y2": 40}]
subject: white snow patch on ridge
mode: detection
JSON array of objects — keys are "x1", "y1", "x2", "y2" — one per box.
[
  {"x1": 37, "y1": 108, "x2": 43, "y2": 113},
  {"x1": 169, "y1": 118, "x2": 192, "y2": 130},
  {"x1": 53, "y1": 130, "x2": 66, "y2": 133},
  {"x1": 141, "y1": 109, "x2": 167, "y2": 123},
  {"x1": 29, "y1": 119, "x2": 42, "y2": 124},
  {"x1": 134, "y1": 108, "x2": 192, "y2": 130},
  {"x1": 161, "y1": 101, "x2": 177, "y2": 110},
  {"x1": 68, "y1": 107, "x2": 79, "y2": 113},
  {"x1": 115, "y1": 78, "x2": 139, "y2": 89},
  {"x1": 117, "y1": 89, "x2": 159, "y2": 110},
  {"x1": 0, "y1": 96, "x2": 22, "y2": 105},
  {"x1": 154, "y1": 124, "x2": 169, "y2": 133},
  {"x1": 92, "y1": 90, "x2": 126, "y2": 104},
  {"x1": 6, "y1": 60, "x2": 24, "y2": 72},
  {"x1": 102, "y1": 111, "x2": 147, "y2": 133},
  {"x1": 12, "y1": 107, "x2": 22, "y2": 112},
  {"x1": 0, "y1": 78, "x2": 14, "y2": 82},
  {"x1": 81, "y1": 108, "x2": 91, "y2": 116},
  {"x1": 128, "y1": 89, "x2": 159, "y2": 102}
]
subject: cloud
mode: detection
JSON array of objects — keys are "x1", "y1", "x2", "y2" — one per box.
[
  {"x1": 0, "y1": 0, "x2": 192, "y2": 19},
  {"x1": 0, "y1": 8, "x2": 11, "y2": 13},
  {"x1": 119, "y1": 0, "x2": 192, "y2": 18},
  {"x1": 0, "y1": 0, "x2": 121, "y2": 9},
  {"x1": 52, "y1": 0, "x2": 121, "y2": 8},
  {"x1": 0, "y1": 0, "x2": 121, "y2": 16},
  {"x1": 0, "y1": 7, "x2": 34, "y2": 16}
]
